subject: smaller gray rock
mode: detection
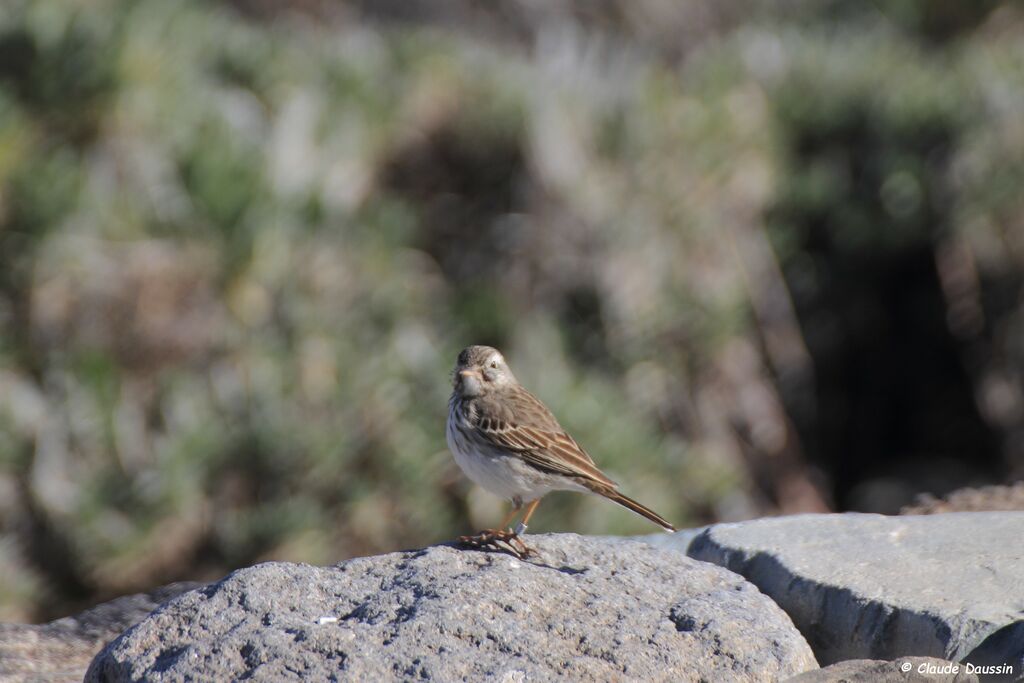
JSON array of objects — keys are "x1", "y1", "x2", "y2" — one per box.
[
  {"x1": 687, "y1": 512, "x2": 1024, "y2": 668},
  {"x1": 784, "y1": 657, "x2": 979, "y2": 683},
  {"x1": 87, "y1": 534, "x2": 817, "y2": 682}
]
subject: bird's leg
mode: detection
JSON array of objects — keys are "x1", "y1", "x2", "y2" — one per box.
[
  {"x1": 516, "y1": 498, "x2": 541, "y2": 532},
  {"x1": 457, "y1": 502, "x2": 522, "y2": 548},
  {"x1": 497, "y1": 504, "x2": 523, "y2": 533},
  {"x1": 457, "y1": 500, "x2": 542, "y2": 559},
  {"x1": 502, "y1": 499, "x2": 540, "y2": 557}
]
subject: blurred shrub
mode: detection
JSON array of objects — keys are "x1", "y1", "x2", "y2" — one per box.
[
  {"x1": 764, "y1": 25, "x2": 1024, "y2": 510},
  {"x1": 0, "y1": 0, "x2": 1021, "y2": 620}
]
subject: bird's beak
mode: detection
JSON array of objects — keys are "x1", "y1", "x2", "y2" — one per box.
[{"x1": 455, "y1": 368, "x2": 484, "y2": 397}]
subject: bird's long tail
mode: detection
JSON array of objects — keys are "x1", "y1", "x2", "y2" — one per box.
[{"x1": 590, "y1": 486, "x2": 676, "y2": 532}]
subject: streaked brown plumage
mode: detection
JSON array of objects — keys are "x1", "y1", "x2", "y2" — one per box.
[{"x1": 447, "y1": 345, "x2": 675, "y2": 555}]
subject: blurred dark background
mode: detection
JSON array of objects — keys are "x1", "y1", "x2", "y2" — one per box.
[{"x1": 1, "y1": 0, "x2": 1022, "y2": 621}]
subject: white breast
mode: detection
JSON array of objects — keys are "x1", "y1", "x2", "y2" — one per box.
[{"x1": 446, "y1": 400, "x2": 586, "y2": 503}]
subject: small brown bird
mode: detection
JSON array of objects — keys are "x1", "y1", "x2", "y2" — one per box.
[{"x1": 446, "y1": 345, "x2": 675, "y2": 557}]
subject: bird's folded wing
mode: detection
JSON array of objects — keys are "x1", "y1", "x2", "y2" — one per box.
[{"x1": 477, "y1": 422, "x2": 618, "y2": 488}]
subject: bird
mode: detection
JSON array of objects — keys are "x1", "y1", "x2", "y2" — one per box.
[{"x1": 446, "y1": 345, "x2": 675, "y2": 557}]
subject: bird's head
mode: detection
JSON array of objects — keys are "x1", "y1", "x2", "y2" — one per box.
[{"x1": 452, "y1": 345, "x2": 517, "y2": 397}]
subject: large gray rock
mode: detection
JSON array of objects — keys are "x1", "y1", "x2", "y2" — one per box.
[
  {"x1": 0, "y1": 583, "x2": 200, "y2": 683},
  {"x1": 87, "y1": 534, "x2": 816, "y2": 682},
  {"x1": 687, "y1": 512, "x2": 1024, "y2": 670}
]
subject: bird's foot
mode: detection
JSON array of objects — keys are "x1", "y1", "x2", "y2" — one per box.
[{"x1": 456, "y1": 528, "x2": 536, "y2": 559}]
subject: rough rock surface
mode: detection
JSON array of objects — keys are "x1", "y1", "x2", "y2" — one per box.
[
  {"x1": 87, "y1": 534, "x2": 816, "y2": 682},
  {"x1": 0, "y1": 583, "x2": 200, "y2": 683},
  {"x1": 687, "y1": 512, "x2": 1024, "y2": 668},
  {"x1": 783, "y1": 657, "x2": 980, "y2": 683}
]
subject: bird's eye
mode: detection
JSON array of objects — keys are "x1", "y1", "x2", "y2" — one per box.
[{"x1": 489, "y1": 360, "x2": 498, "y2": 369}]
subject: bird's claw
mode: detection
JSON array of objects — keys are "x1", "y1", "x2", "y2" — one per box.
[{"x1": 457, "y1": 529, "x2": 536, "y2": 559}]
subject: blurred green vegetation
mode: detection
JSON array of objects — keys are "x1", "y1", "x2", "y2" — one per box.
[{"x1": 0, "y1": 0, "x2": 1022, "y2": 620}]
